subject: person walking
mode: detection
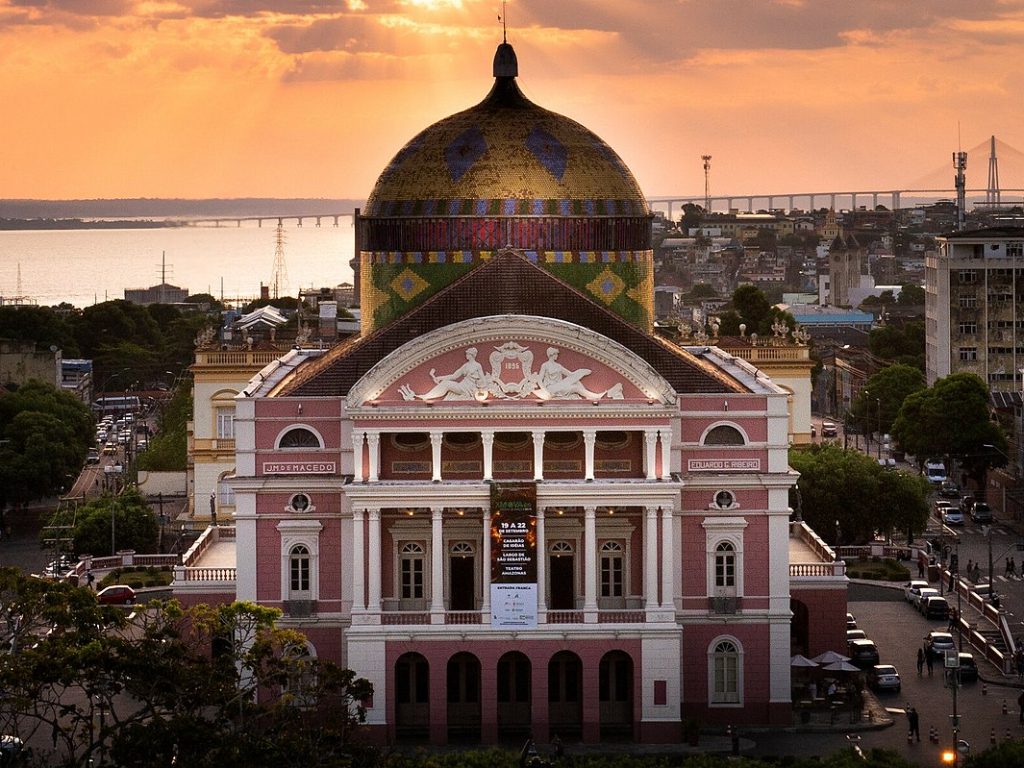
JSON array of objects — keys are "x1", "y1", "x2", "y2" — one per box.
[
  {"x1": 966, "y1": 559, "x2": 974, "y2": 578},
  {"x1": 917, "y1": 648, "x2": 925, "y2": 676},
  {"x1": 907, "y1": 705, "x2": 920, "y2": 742},
  {"x1": 1011, "y1": 558, "x2": 1018, "y2": 579},
  {"x1": 925, "y1": 648, "x2": 934, "y2": 676}
]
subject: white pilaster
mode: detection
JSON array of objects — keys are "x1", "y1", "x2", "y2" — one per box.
[
  {"x1": 645, "y1": 505, "x2": 659, "y2": 610},
  {"x1": 367, "y1": 508, "x2": 381, "y2": 615},
  {"x1": 430, "y1": 431, "x2": 443, "y2": 483},
  {"x1": 366, "y1": 431, "x2": 380, "y2": 482},
  {"x1": 482, "y1": 430, "x2": 495, "y2": 482},
  {"x1": 583, "y1": 429, "x2": 596, "y2": 481},
  {"x1": 351, "y1": 429, "x2": 364, "y2": 482},
  {"x1": 644, "y1": 429, "x2": 658, "y2": 480},
  {"x1": 352, "y1": 508, "x2": 365, "y2": 612},
  {"x1": 482, "y1": 507, "x2": 492, "y2": 614},
  {"x1": 537, "y1": 506, "x2": 547, "y2": 616},
  {"x1": 661, "y1": 506, "x2": 675, "y2": 611},
  {"x1": 659, "y1": 429, "x2": 672, "y2": 480},
  {"x1": 532, "y1": 430, "x2": 545, "y2": 481},
  {"x1": 430, "y1": 506, "x2": 444, "y2": 620},
  {"x1": 584, "y1": 505, "x2": 598, "y2": 619}
]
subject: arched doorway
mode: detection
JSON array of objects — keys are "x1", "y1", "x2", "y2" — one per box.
[
  {"x1": 446, "y1": 652, "x2": 481, "y2": 742},
  {"x1": 599, "y1": 650, "x2": 633, "y2": 740},
  {"x1": 497, "y1": 651, "x2": 531, "y2": 741},
  {"x1": 548, "y1": 650, "x2": 582, "y2": 739},
  {"x1": 791, "y1": 598, "x2": 810, "y2": 657},
  {"x1": 395, "y1": 652, "x2": 430, "y2": 742}
]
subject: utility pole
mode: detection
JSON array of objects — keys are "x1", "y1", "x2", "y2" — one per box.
[{"x1": 953, "y1": 150, "x2": 967, "y2": 232}]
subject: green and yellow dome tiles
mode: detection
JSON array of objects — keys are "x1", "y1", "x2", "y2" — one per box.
[{"x1": 358, "y1": 42, "x2": 654, "y2": 334}]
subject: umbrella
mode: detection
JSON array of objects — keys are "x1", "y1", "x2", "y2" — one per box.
[
  {"x1": 813, "y1": 650, "x2": 851, "y2": 664},
  {"x1": 791, "y1": 654, "x2": 819, "y2": 668},
  {"x1": 822, "y1": 660, "x2": 860, "y2": 673}
]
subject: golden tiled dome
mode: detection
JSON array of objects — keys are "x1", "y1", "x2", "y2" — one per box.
[{"x1": 364, "y1": 44, "x2": 648, "y2": 217}]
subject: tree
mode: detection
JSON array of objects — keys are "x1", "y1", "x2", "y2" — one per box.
[
  {"x1": 790, "y1": 444, "x2": 929, "y2": 544},
  {"x1": 0, "y1": 381, "x2": 93, "y2": 511},
  {"x1": 891, "y1": 373, "x2": 1007, "y2": 484},
  {"x1": 57, "y1": 488, "x2": 159, "y2": 556},
  {"x1": 868, "y1": 321, "x2": 925, "y2": 371},
  {"x1": 897, "y1": 284, "x2": 925, "y2": 306},
  {"x1": 136, "y1": 383, "x2": 191, "y2": 472},
  {"x1": 715, "y1": 284, "x2": 796, "y2": 338},
  {"x1": 0, "y1": 574, "x2": 372, "y2": 768},
  {"x1": 850, "y1": 364, "x2": 926, "y2": 437}
]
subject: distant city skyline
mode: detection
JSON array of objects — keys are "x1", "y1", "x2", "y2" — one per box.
[{"x1": 2, "y1": 0, "x2": 1023, "y2": 200}]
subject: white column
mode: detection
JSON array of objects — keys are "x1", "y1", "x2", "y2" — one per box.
[
  {"x1": 352, "y1": 508, "x2": 365, "y2": 612},
  {"x1": 583, "y1": 429, "x2": 596, "y2": 481},
  {"x1": 645, "y1": 505, "x2": 659, "y2": 610},
  {"x1": 536, "y1": 506, "x2": 547, "y2": 616},
  {"x1": 644, "y1": 429, "x2": 658, "y2": 480},
  {"x1": 482, "y1": 430, "x2": 495, "y2": 481},
  {"x1": 367, "y1": 508, "x2": 381, "y2": 614},
  {"x1": 584, "y1": 505, "x2": 598, "y2": 619},
  {"x1": 661, "y1": 506, "x2": 675, "y2": 611},
  {"x1": 430, "y1": 506, "x2": 444, "y2": 619},
  {"x1": 367, "y1": 430, "x2": 381, "y2": 482},
  {"x1": 482, "y1": 507, "x2": 492, "y2": 614},
  {"x1": 659, "y1": 429, "x2": 672, "y2": 480},
  {"x1": 351, "y1": 430, "x2": 364, "y2": 482},
  {"x1": 532, "y1": 430, "x2": 545, "y2": 481},
  {"x1": 430, "y1": 431, "x2": 443, "y2": 483}
]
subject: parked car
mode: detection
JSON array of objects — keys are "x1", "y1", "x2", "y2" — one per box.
[
  {"x1": 821, "y1": 421, "x2": 838, "y2": 438},
  {"x1": 924, "y1": 631, "x2": 956, "y2": 659},
  {"x1": 867, "y1": 664, "x2": 902, "y2": 693},
  {"x1": 912, "y1": 587, "x2": 941, "y2": 610},
  {"x1": 96, "y1": 585, "x2": 135, "y2": 606},
  {"x1": 846, "y1": 629, "x2": 867, "y2": 642},
  {"x1": 86, "y1": 448, "x2": 100, "y2": 465},
  {"x1": 957, "y1": 652, "x2": 978, "y2": 682},
  {"x1": 922, "y1": 595, "x2": 950, "y2": 620},
  {"x1": 848, "y1": 639, "x2": 880, "y2": 668},
  {"x1": 942, "y1": 508, "x2": 965, "y2": 526},
  {"x1": 939, "y1": 481, "x2": 961, "y2": 499},
  {"x1": 972, "y1": 502, "x2": 994, "y2": 524},
  {"x1": 846, "y1": 612, "x2": 858, "y2": 629},
  {"x1": 904, "y1": 580, "x2": 930, "y2": 603}
]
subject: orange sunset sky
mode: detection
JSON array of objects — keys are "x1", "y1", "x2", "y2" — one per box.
[{"x1": 2, "y1": 0, "x2": 1024, "y2": 201}]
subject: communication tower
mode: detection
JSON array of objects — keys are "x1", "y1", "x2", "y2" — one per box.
[
  {"x1": 701, "y1": 155, "x2": 712, "y2": 212},
  {"x1": 953, "y1": 150, "x2": 967, "y2": 231},
  {"x1": 987, "y1": 135, "x2": 1001, "y2": 205},
  {"x1": 270, "y1": 224, "x2": 289, "y2": 299}
]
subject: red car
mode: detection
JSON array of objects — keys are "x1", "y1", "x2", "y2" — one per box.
[{"x1": 96, "y1": 585, "x2": 135, "y2": 606}]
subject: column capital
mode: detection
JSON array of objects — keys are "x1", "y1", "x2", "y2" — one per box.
[
  {"x1": 431, "y1": 506, "x2": 445, "y2": 517},
  {"x1": 582, "y1": 428, "x2": 597, "y2": 440},
  {"x1": 584, "y1": 505, "x2": 597, "y2": 516},
  {"x1": 645, "y1": 505, "x2": 660, "y2": 517},
  {"x1": 367, "y1": 508, "x2": 381, "y2": 521},
  {"x1": 430, "y1": 431, "x2": 444, "y2": 445},
  {"x1": 366, "y1": 430, "x2": 380, "y2": 442},
  {"x1": 480, "y1": 429, "x2": 495, "y2": 441},
  {"x1": 532, "y1": 430, "x2": 546, "y2": 443}
]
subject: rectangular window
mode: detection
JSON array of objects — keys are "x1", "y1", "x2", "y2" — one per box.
[
  {"x1": 290, "y1": 557, "x2": 309, "y2": 592},
  {"x1": 959, "y1": 347, "x2": 978, "y2": 361},
  {"x1": 600, "y1": 556, "x2": 623, "y2": 597},
  {"x1": 401, "y1": 557, "x2": 424, "y2": 599},
  {"x1": 959, "y1": 295, "x2": 978, "y2": 308},
  {"x1": 958, "y1": 322, "x2": 978, "y2": 335},
  {"x1": 713, "y1": 656, "x2": 739, "y2": 703},
  {"x1": 218, "y1": 480, "x2": 235, "y2": 507},
  {"x1": 216, "y1": 407, "x2": 235, "y2": 440},
  {"x1": 715, "y1": 553, "x2": 736, "y2": 587},
  {"x1": 958, "y1": 270, "x2": 977, "y2": 284}
]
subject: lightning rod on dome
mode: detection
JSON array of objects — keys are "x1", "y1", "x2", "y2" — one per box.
[{"x1": 499, "y1": 1, "x2": 507, "y2": 44}]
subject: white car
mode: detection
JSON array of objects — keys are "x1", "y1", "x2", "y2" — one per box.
[
  {"x1": 943, "y1": 508, "x2": 965, "y2": 526},
  {"x1": 904, "y1": 580, "x2": 929, "y2": 603},
  {"x1": 911, "y1": 587, "x2": 940, "y2": 610},
  {"x1": 925, "y1": 460, "x2": 947, "y2": 485}
]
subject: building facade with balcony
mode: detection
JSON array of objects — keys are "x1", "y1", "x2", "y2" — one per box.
[
  {"x1": 927, "y1": 227, "x2": 1024, "y2": 390},
  {"x1": 174, "y1": 41, "x2": 846, "y2": 745}
]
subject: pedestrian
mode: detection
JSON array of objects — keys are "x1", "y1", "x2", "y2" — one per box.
[
  {"x1": 966, "y1": 559, "x2": 974, "y2": 578},
  {"x1": 917, "y1": 648, "x2": 925, "y2": 676},
  {"x1": 519, "y1": 736, "x2": 539, "y2": 768},
  {"x1": 1011, "y1": 558, "x2": 1018, "y2": 579},
  {"x1": 926, "y1": 648, "x2": 934, "y2": 676},
  {"x1": 1006, "y1": 557, "x2": 1011, "y2": 577},
  {"x1": 1017, "y1": 649, "x2": 1024, "y2": 681},
  {"x1": 85, "y1": 569, "x2": 95, "y2": 590},
  {"x1": 948, "y1": 605, "x2": 958, "y2": 633},
  {"x1": 551, "y1": 734, "x2": 563, "y2": 762},
  {"x1": 918, "y1": 559, "x2": 925, "y2": 579},
  {"x1": 907, "y1": 705, "x2": 920, "y2": 742},
  {"x1": 948, "y1": 570, "x2": 955, "y2": 594}
]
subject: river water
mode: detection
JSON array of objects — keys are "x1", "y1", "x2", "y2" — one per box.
[{"x1": 0, "y1": 219, "x2": 357, "y2": 308}]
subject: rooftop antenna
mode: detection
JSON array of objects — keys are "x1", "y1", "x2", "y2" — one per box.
[
  {"x1": 987, "y1": 135, "x2": 1001, "y2": 206},
  {"x1": 271, "y1": 223, "x2": 289, "y2": 299},
  {"x1": 701, "y1": 155, "x2": 712, "y2": 212},
  {"x1": 499, "y1": 1, "x2": 507, "y2": 43},
  {"x1": 953, "y1": 122, "x2": 967, "y2": 231}
]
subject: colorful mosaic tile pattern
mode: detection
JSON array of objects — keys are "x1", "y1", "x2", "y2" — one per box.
[
  {"x1": 369, "y1": 197, "x2": 648, "y2": 217},
  {"x1": 361, "y1": 250, "x2": 654, "y2": 332}
]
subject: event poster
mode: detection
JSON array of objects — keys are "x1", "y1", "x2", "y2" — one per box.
[{"x1": 490, "y1": 482, "x2": 537, "y2": 583}]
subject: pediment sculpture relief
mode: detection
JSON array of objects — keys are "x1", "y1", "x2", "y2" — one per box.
[{"x1": 398, "y1": 343, "x2": 624, "y2": 402}]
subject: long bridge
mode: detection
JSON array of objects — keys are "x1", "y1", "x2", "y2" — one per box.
[
  {"x1": 181, "y1": 186, "x2": 1024, "y2": 228},
  {"x1": 648, "y1": 188, "x2": 1024, "y2": 218}
]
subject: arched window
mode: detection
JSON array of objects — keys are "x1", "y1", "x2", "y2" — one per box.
[
  {"x1": 710, "y1": 639, "x2": 741, "y2": 704},
  {"x1": 551, "y1": 541, "x2": 574, "y2": 556},
  {"x1": 703, "y1": 425, "x2": 746, "y2": 446},
  {"x1": 290, "y1": 544, "x2": 311, "y2": 594},
  {"x1": 600, "y1": 541, "x2": 624, "y2": 598},
  {"x1": 715, "y1": 542, "x2": 736, "y2": 588},
  {"x1": 218, "y1": 473, "x2": 235, "y2": 507},
  {"x1": 280, "y1": 428, "x2": 322, "y2": 449}
]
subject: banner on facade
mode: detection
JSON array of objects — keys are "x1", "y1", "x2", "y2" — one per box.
[
  {"x1": 490, "y1": 482, "x2": 537, "y2": 583},
  {"x1": 490, "y1": 584, "x2": 537, "y2": 628}
]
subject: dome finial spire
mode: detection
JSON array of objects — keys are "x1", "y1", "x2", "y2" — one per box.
[{"x1": 493, "y1": 2, "x2": 517, "y2": 79}]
